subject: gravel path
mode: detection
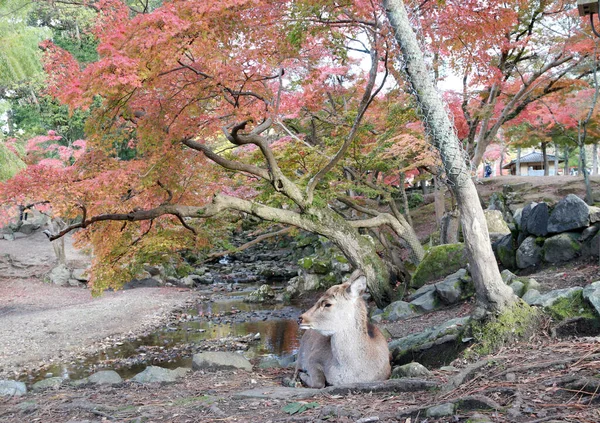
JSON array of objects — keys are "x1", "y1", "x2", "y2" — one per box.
[{"x1": 0, "y1": 231, "x2": 195, "y2": 377}]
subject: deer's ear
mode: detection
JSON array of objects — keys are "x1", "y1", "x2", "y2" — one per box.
[{"x1": 348, "y1": 275, "x2": 367, "y2": 299}]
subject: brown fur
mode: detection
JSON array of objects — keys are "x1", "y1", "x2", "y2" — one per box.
[{"x1": 295, "y1": 270, "x2": 391, "y2": 388}]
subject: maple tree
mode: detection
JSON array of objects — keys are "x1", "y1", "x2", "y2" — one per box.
[
  {"x1": 418, "y1": 0, "x2": 595, "y2": 168},
  {"x1": 0, "y1": 0, "x2": 435, "y2": 307}
]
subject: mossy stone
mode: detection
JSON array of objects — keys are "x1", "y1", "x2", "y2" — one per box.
[{"x1": 411, "y1": 243, "x2": 468, "y2": 288}]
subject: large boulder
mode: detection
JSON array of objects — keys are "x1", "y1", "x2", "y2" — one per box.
[
  {"x1": 411, "y1": 243, "x2": 468, "y2": 288},
  {"x1": 547, "y1": 194, "x2": 589, "y2": 233},
  {"x1": 522, "y1": 202, "x2": 549, "y2": 237},
  {"x1": 519, "y1": 202, "x2": 537, "y2": 234},
  {"x1": 483, "y1": 210, "x2": 510, "y2": 235},
  {"x1": 516, "y1": 236, "x2": 543, "y2": 269},
  {"x1": 543, "y1": 233, "x2": 581, "y2": 264},
  {"x1": 435, "y1": 269, "x2": 472, "y2": 305}
]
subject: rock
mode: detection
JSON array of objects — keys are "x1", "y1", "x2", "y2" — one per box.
[
  {"x1": 484, "y1": 210, "x2": 510, "y2": 234},
  {"x1": 501, "y1": 269, "x2": 517, "y2": 284},
  {"x1": 582, "y1": 232, "x2": 600, "y2": 258},
  {"x1": 258, "y1": 356, "x2": 282, "y2": 369},
  {"x1": 245, "y1": 284, "x2": 275, "y2": 303},
  {"x1": 381, "y1": 301, "x2": 419, "y2": 322},
  {"x1": 519, "y1": 202, "x2": 537, "y2": 234},
  {"x1": 88, "y1": 370, "x2": 123, "y2": 385},
  {"x1": 391, "y1": 362, "x2": 432, "y2": 378},
  {"x1": 192, "y1": 351, "x2": 252, "y2": 371},
  {"x1": 406, "y1": 284, "x2": 436, "y2": 302},
  {"x1": 71, "y1": 268, "x2": 89, "y2": 281},
  {"x1": 435, "y1": 269, "x2": 469, "y2": 305},
  {"x1": 547, "y1": 194, "x2": 589, "y2": 233},
  {"x1": 179, "y1": 275, "x2": 197, "y2": 287},
  {"x1": 131, "y1": 366, "x2": 189, "y2": 383},
  {"x1": 543, "y1": 233, "x2": 581, "y2": 263},
  {"x1": 516, "y1": 236, "x2": 542, "y2": 269},
  {"x1": 580, "y1": 224, "x2": 600, "y2": 242},
  {"x1": 523, "y1": 202, "x2": 550, "y2": 237},
  {"x1": 389, "y1": 316, "x2": 471, "y2": 363},
  {"x1": 426, "y1": 402, "x2": 455, "y2": 418},
  {"x1": 522, "y1": 289, "x2": 541, "y2": 305},
  {"x1": 32, "y1": 377, "x2": 63, "y2": 391},
  {"x1": 410, "y1": 290, "x2": 438, "y2": 312},
  {"x1": 45, "y1": 264, "x2": 72, "y2": 286},
  {"x1": 588, "y1": 206, "x2": 600, "y2": 223},
  {"x1": 528, "y1": 287, "x2": 584, "y2": 307},
  {"x1": 0, "y1": 380, "x2": 27, "y2": 396},
  {"x1": 496, "y1": 234, "x2": 516, "y2": 269},
  {"x1": 411, "y1": 243, "x2": 468, "y2": 288},
  {"x1": 582, "y1": 281, "x2": 600, "y2": 315},
  {"x1": 18, "y1": 222, "x2": 38, "y2": 234},
  {"x1": 513, "y1": 207, "x2": 523, "y2": 229},
  {"x1": 509, "y1": 280, "x2": 525, "y2": 297},
  {"x1": 525, "y1": 278, "x2": 541, "y2": 292}
]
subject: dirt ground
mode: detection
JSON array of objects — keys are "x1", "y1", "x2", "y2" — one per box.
[
  {"x1": 0, "y1": 231, "x2": 195, "y2": 378},
  {"x1": 1, "y1": 176, "x2": 600, "y2": 422}
]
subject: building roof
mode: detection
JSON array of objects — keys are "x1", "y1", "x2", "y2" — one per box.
[{"x1": 502, "y1": 151, "x2": 563, "y2": 169}]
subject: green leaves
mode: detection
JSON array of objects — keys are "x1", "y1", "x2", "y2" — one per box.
[{"x1": 282, "y1": 401, "x2": 319, "y2": 415}]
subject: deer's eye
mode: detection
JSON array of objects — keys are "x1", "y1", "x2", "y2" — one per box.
[{"x1": 323, "y1": 302, "x2": 332, "y2": 308}]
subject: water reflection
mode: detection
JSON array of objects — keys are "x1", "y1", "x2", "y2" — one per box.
[{"x1": 24, "y1": 300, "x2": 301, "y2": 384}]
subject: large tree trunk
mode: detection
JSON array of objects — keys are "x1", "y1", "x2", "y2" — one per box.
[
  {"x1": 384, "y1": 0, "x2": 516, "y2": 313},
  {"x1": 306, "y1": 207, "x2": 394, "y2": 306}
]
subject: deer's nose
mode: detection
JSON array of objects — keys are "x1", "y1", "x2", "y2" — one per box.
[{"x1": 297, "y1": 316, "x2": 303, "y2": 325}]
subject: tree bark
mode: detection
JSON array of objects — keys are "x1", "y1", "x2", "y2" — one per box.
[
  {"x1": 433, "y1": 176, "x2": 445, "y2": 229},
  {"x1": 593, "y1": 143, "x2": 598, "y2": 175},
  {"x1": 554, "y1": 143, "x2": 560, "y2": 175},
  {"x1": 516, "y1": 147, "x2": 521, "y2": 176},
  {"x1": 542, "y1": 142, "x2": 549, "y2": 176},
  {"x1": 384, "y1": 0, "x2": 516, "y2": 313}
]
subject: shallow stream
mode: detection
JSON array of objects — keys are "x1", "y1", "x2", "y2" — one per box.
[{"x1": 24, "y1": 288, "x2": 303, "y2": 384}]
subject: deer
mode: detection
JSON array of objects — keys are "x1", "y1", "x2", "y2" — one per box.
[{"x1": 294, "y1": 269, "x2": 391, "y2": 388}]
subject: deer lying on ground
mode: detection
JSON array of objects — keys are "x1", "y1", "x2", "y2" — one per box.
[{"x1": 295, "y1": 270, "x2": 391, "y2": 388}]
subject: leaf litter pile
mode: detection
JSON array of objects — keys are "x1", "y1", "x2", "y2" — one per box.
[{"x1": 1, "y1": 334, "x2": 599, "y2": 422}]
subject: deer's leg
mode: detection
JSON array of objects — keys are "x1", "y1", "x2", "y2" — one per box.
[{"x1": 298, "y1": 365, "x2": 326, "y2": 388}]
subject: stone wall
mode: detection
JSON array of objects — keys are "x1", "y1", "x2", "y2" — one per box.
[{"x1": 492, "y1": 194, "x2": 600, "y2": 270}]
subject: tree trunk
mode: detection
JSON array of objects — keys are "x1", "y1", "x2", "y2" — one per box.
[
  {"x1": 564, "y1": 145, "x2": 569, "y2": 175},
  {"x1": 384, "y1": 0, "x2": 516, "y2": 313},
  {"x1": 49, "y1": 218, "x2": 67, "y2": 265},
  {"x1": 398, "y1": 172, "x2": 413, "y2": 227},
  {"x1": 593, "y1": 143, "x2": 598, "y2": 175},
  {"x1": 311, "y1": 208, "x2": 393, "y2": 306},
  {"x1": 554, "y1": 143, "x2": 560, "y2": 175},
  {"x1": 440, "y1": 211, "x2": 460, "y2": 244},
  {"x1": 433, "y1": 176, "x2": 445, "y2": 229},
  {"x1": 579, "y1": 125, "x2": 594, "y2": 205},
  {"x1": 516, "y1": 147, "x2": 521, "y2": 176},
  {"x1": 542, "y1": 142, "x2": 549, "y2": 176}
]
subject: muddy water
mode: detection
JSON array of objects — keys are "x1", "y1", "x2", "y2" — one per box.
[{"x1": 25, "y1": 296, "x2": 303, "y2": 383}]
